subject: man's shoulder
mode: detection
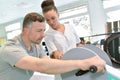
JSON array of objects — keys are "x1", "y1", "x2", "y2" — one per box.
[{"x1": 5, "y1": 36, "x2": 20, "y2": 46}]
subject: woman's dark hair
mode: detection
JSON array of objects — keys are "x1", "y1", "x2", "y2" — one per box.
[
  {"x1": 23, "y1": 12, "x2": 45, "y2": 28},
  {"x1": 41, "y1": 0, "x2": 58, "y2": 14}
]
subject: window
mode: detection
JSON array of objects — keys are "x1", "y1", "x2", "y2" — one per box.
[
  {"x1": 5, "y1": 22, "x2": 21, "y2": 39},
  {"x1": 59, "y1": 6, "x2": 91, "y2": 37}
]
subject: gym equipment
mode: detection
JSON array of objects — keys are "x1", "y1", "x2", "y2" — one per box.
[{"x1": 60, "y1": 44, "x2": 120, "y2": 80}]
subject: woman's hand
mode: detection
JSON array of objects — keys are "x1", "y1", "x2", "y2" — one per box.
[{"x1": 50, "y1": 50, "x2": 64, "y2": 59}]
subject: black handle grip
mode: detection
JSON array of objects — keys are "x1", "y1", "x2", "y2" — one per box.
[
  {"x1": 75, "y1": 65, "x2": 97, "y2": 76},
  {"x1": 89, "y1": 65, "x2": 97, "y2": 73},
  {"x1": 75, "y1": 70, "x2": 89, "y2": 76}
]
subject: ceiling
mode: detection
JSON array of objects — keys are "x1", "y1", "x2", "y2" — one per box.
[
  {"x1": 1, "y1": 0, "x2": 120, "y2": 25},
  {"x1": 0, "y1": 0, "x2": 86, "y2": 25}
]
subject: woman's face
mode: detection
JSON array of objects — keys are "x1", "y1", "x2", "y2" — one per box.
[{"x1": 44, "y1": 9, "x2": 60, "y2": 30}]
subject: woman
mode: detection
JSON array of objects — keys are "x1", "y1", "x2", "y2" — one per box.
[{"x1": 41, "y1": 0, "x2": 81, "y2": 59}]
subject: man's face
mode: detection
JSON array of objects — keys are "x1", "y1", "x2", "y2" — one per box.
[{"x1": 28, "y1": 21, "x2": 46, "y2": 44}]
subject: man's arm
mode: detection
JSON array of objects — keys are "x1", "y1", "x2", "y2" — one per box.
[{"x1": 15, "y1": 55, "x2": 105, "y2": 74}]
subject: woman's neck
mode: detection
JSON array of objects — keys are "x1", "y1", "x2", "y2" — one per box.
[{"x1": 56, "y1": 24, "x2": 65, "y2": 33}]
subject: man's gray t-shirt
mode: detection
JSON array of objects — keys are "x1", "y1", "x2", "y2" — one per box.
[{"x1": 0, "y1": 35, "x2": 46, "y2": 80}]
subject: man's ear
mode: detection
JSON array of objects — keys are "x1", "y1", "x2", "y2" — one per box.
[{"x1": 23, "y1": 27, "x2": 29, "y2": 34}]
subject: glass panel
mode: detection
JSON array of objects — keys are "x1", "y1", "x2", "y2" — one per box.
[
  {"x1": 7, "y1": 29, "x2": 21, "y2": 39},
  {"x1": 5, "y1": 22, "x2": 20, "y2": 31}
]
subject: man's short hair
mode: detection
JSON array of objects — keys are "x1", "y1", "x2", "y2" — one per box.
[{"x1": 23, "y1": 12, "x2": 45, "y2": 28}]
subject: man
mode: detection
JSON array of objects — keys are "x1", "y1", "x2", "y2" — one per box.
[{"x1": 0, "y1": 12, "x2": 105, "y2": 80}]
